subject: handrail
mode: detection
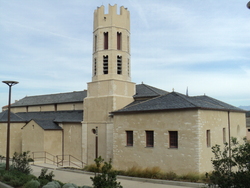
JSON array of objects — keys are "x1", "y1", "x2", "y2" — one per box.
[
  {"x1": 32, "y1": 151, "x2": 56, "y2": 165},
  {"x1": 56, "y1": 154, "x2": 85, "y2": 168},
  {"x1": 32, "y1": 151, "x2": 85, "y2": 168}
]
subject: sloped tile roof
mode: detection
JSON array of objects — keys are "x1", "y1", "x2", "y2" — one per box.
[
  {"x1": 134, "y1": 84, "x2": 168, "y2": 98},
  {"x1": 11, "y1": 90, "x2": 87, "y2": 107},
  {"x1": 33, "y1": 119, "x2": 61, "y2": 130},
  {"x1": 0, "y1": 110, "x2": 25, "y2": 122},
  {"x1": 113, "y1": 92, "x2": 245, "y2": 113},
  {"x1": 0, "y1": 110, "x2": 83, "y2": 130},
  {"x1": 17, "y1": 110, "x2": 83, "y2": 122}
]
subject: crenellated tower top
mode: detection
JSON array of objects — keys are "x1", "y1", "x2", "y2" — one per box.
[
  {"x1": 92, "y1": 4, "x2": 131, "y2": 82},
  {"x1": 94, "y1": 4, "x2": 130, "y2": 32}
]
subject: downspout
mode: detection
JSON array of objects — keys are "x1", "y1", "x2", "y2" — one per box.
[
  {"x1": 228, "y1": 111, "x2": 231, "y2": 173},
  {"x1": 62, "y1": 129, "x2": 64, "y2": 160}
]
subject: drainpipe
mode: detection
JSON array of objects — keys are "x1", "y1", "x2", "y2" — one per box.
[
  {"x1": 228, "y1": 111, "x2": 231, "y2": 173},
  {"x1": 62, "y1": 129, "x2": 64, "y2": 160}
]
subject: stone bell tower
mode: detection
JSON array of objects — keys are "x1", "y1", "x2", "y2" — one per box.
[{"x1": 82, "y1": 5, "x2": 135, "y2": 164}]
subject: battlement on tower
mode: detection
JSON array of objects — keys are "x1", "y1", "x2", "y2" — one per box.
[{"x1": 94, "y1": 4, "x2": 130, "y2": 31}]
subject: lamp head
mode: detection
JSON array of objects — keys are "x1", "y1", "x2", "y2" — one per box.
[
  {"x1": 2, "y1": 81, "x2": 19, "y2": 86},
  {"x1": 247, "y1": 1, "x2": 250, "y2": 9}
]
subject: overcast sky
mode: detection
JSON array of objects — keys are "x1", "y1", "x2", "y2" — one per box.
[{"x1": 0, "y1": 0, "x2": 250, "y2": 109}]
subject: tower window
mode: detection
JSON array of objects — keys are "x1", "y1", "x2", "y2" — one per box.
[
  {"x1": 94, "y1": 35, "x2": 97, "y2": 52},
  {"x1": 104, "y1": 32, "x2": 108, "y2": 50},
  {"x1": 128, "y1": 59, "x2": 130, "y2": 76},
  {"x1": 117, "y1": 56, "x2": 122, "y2": 74},
  {"x1": 146, "y1": 131, "x2": 154, "y2": 147},
  {"x1": 103, "y1": 55, "x2": 108, "y2": 74},
  {"x1": 127, "y1": 36, "x2": 130, "y2": 52},
  {"x1": 94, "y1": 58, "x2": 97, "y2": 75},
  {"x1": 117, "y1": 32, "x2": 122, "y2": 50},
  {"x1": 169, "y1": 131, "x2": 178, "y2": 148}
]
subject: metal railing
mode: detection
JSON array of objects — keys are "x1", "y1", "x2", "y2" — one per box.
[
  {"x1": 32, "y1": 151, "x2": 56, "y2": 165},
  {"x1": 56, "y1": 154, "x2": 85, "y2": 169},
  {"x1": 32, "y1": 151, "x2": 85, "y2": 168}
]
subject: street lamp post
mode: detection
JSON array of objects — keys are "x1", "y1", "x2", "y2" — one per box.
[
  {"x1": 92, "y1": 127, "x2": 98, "y2": 159},
  {"x1": 2, "y1": 81, "x2": 19, "y2": 170}
]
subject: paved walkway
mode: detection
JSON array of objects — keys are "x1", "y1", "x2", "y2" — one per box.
[{"x1": 31, "y1": 163, "x2": 206, "y2": 188}]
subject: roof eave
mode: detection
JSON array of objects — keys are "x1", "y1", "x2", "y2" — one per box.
[{"x1": 112, "y1": 107, "x2": 246, "y2": 115}]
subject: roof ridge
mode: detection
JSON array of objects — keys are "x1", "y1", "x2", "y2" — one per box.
[
  {"x1": 171, "y1": 92, "x2": 198, "y2": 107},
  {"x1": 115, "y1": 92, "x2": 170, "y2": 112},
  {"x1": 142, "y1": 83, "x2": 166, "y2": 95},
  {"x1": 24, "y1": 90, "x2": 86, "y2": 98}
]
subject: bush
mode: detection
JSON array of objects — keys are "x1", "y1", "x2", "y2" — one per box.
[
  {"x1": 11, "y1": 151, "x2": 33, "y2": 174},
  {"x1": 39, "y1": 168, "x2": 55, "y2": 182},
  {"x1": 24, "y1": 179, "x2": 40, "y2": 188},
  {"x1": 48, "y1": 181, "x2": 61, "y2": 188},
  {"x1": 62, "y1": 183, "x2": 78, "y2": 188},
  {"x1": 90, "y1": 156, "x2": 122, "y2": 188},
  {"x1": 207, "y1": 137, "x2": 250, "y2": 187}
]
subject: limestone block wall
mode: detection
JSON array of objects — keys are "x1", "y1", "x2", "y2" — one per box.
[
  {"x1": 63, "y1": 123, "x2": 82, "y2": 160},
  {"x1": 198, "y1": 110, "x2": 246, "y2": 173},
  {"x1": 85, "y1": 123, "x2": 113, "y2": 164},
  {"x1": 44, "y1": 130, "x2": 62, "y2": 157},
  {"x1": 0, "y1": 122, "x2": 25, "y2": 157},
  {"x1": 112, "y1": 110, "x2": 200, "y2": 174},
  {"x1": 22, "y1": 120, "x2": 45, "y2": 155}
]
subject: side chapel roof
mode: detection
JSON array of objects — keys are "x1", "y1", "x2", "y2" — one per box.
[
  {"x1": 0, "y1": 110, "x2": 83, "y2": 130},
  {"x1": 113, "y1": 92, "x2": 245, "y2": 113}
]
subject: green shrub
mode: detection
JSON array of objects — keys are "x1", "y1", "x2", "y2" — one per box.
[
  {"x1": 47, "y1": 181, "x2": 61, "y2": 188},
  {"x1": 90, "y1": 156, "x2": 122, "y2": 188},
  {"x1": 207, "y1": 137, "x2": 250, "y2": 187},
  {"x1": 11, "y1": 151, "x2": 33, "y2": 174},
  {"x1": 24, "y1": 179, "x2": 40, "y2": 188},
  {"x1": 2, "y1": 172, "x2": 13, "y2": 182},
  {"x1": 62, "y1": 183, "x2": 78, "y2": 188},
  {"x1": 10, "y1": 178, "x2": 23, "y2": 187},
  {"x1": 39, "y1": 168, "x2": 55, "y2": 182},
  {"x1": 43, "y1": 185, "x2": 58, "y2": 188}
]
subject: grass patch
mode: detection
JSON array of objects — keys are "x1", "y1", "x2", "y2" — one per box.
[{"x1": 83, "y1": 163, "x2": 207, "y2": 183}]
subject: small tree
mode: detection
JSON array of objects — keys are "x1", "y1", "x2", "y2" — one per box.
[
  {"x1": 207, "y1": 137, "x2": 250, "y2": 188},
  {"x1": 91, "y1": 156, "x2": 122, "y2": 188},
  {"x1": 11, "y1": 151, "x2": 33, "y2": 174}
]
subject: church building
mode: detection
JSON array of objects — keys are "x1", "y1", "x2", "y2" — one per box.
[{"x1": 0, "y1": 5, "x2": 246, "y2": 174}]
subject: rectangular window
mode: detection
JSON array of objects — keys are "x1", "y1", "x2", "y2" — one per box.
[
  {"x1": 94, "y1": 35, "x2": 97, "y2": 52},
  {"x1": 103, "y1": 55, "x2": 108, "y2": 74},
  {"x1": 169, "y1": 131, "x2": 178, "y2": 148},
  {"x1": 117, "y1": 56, "x2": 122, "y2": 74},
  {"x1": 117, "y1": 32, "x2": 122, "y2": 50},
  {"x1": 127, "y1": 36, "x2": 130, "y2": 52},
  {"x1": 104, "y1": 32, "x2": 108, "y2": 49},
  {"x1": 223, "y1": 128, "x2": 226, "y2": 143},
  {"x1": 127, "y1": 59, "x2": 130, "y2": 76},
  {"x1": 146, "y1": 131, "x2": 154, "y2": 147},
  {"x1": 94, "y1": 58, "x2": 97, "y2": 75},
  {"x1": 207, "y1": 130, "x2": 211, "y2": 147},
  {"x1": 126, "y1": 131, "x2": 133, "y2": 146}
]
